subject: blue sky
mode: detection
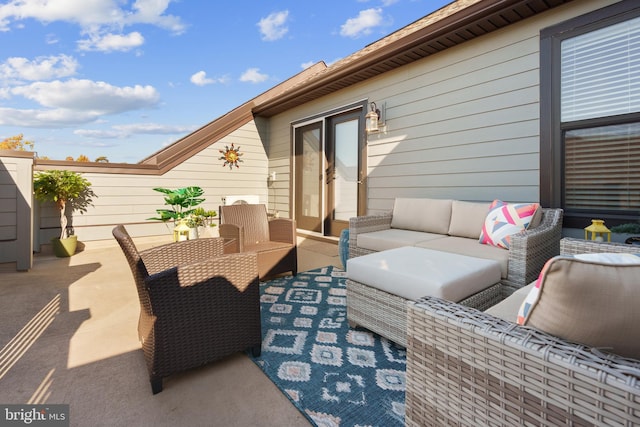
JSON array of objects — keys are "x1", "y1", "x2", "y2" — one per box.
[{"x1": 0, "y1": 0, "x2": 451, "y2": 163}]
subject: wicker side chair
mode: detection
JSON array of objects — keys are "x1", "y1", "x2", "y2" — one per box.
[
  {"x1": 405, "y1": 237, "x2": 640, "y2": 426},
  {"x1": 112, "y1": 225, "x2": 262, "y2": 394},
  {"x1": 219, "y1": 204, "x2": 297, "y2": 279}
]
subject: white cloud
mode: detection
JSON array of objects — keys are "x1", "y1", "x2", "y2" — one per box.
[
  {"x1": 0, "y1": 78, "x2": 161, "y2": 127},
  {"x1": 11, "y1": 79, "x2": 160, "y2": 113},
  {"x1": 0, "y1": 107, "x2": 101, "y2": 127},
  {"x1": 190, "y1": 71, "x2": 213, "y2": 86},
  {"x1": 258, "y1": 10, "x2": 289, "y2": 41},
  {"x1": 0, "y1": 54, "x2": 78, "y2": 82},
  {"x1": 77, "y1": 31, "x2": 145, "y2": 52},
  {"x1": 190, "y1": 71, "x2": 229, "y2": 86},
  {"x1": 240, "y1": 68, "x2": 268, "y2": 84},
  {"x1": 0, "y1": 0, "x2": 185, "y2": 34},
  {"x1": 75, "y1": 123, "x2": 195, "y2": 138},
  {"x1": 340, "y1": 8, "x2": 383, "y2": 38},
  {"x1": 74, "y1": 128, "x2": 122, "y2": 139}
]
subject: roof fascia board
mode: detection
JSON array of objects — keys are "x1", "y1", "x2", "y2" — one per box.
[{"x1": 253, "y1": 0, "x2": 570, "y2": 115}]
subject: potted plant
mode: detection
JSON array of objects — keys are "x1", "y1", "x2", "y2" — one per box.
[
  {"x1": 148, "y1": 186, "x2": 207, "y2": 240},
  {"x1": 188, "y1": 207, "x2": 218, "y2": 238},
  {"x1": 610, "y1": 223, "x2": 640, "y2": 245},
  {"x1": 33, "y1": 170, "x2": 95, "y2": 257}
]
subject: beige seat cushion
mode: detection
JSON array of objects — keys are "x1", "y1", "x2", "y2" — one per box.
[
  {"x1": 346, "y1": 246, "x2": 501, "y2": 302},
  {"x1": 518, "y1": 254, "x2": 640, "y2": 359},
  {"x1": 416, "y1": 236, "x2": 509, "y2": 279},
  {"x1": 356, "y1": 229, "x2": 446, "y2": 252},
  {"x1": 390, "y1": 198, "x2": 452, "y2": 234},
  {"x1": 485, "y1": 282, "x2": 534, "y2": 322}
]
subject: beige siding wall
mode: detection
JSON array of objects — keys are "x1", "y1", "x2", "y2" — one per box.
[
  {"x1": 267, "y1": 0, "x2": 615, "y2": 216},
  {"x1": 36, "y1": 121, "x2": 269, "y2": 245},
  {"x1": 0, "y1": 152, "x2": 33, "y2": 270}
]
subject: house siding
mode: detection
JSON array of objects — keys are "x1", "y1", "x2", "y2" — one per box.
[
  {"x1": 267, "y1": 0, "x2": 617, "y2": 216},
  {"x1": 0, "y1": 151, "x2": 33, "y2": 270},
  {"x1": 35, "y1": 121, "x2": 268, "y2": 246}
]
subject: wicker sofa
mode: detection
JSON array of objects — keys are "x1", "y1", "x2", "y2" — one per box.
[
  {"x1": 405, "y1": 237, "x2": 640, "y2": 426},
  {"x1": 348, "y1": 198, "x2": 564, "y2": 292}
]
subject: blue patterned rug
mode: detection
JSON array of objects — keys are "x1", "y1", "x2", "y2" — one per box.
[{"x1": 250, "y1": 266, "x2": 406, "y2": 427}]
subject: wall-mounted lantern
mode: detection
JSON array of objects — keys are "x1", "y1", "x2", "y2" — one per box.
[{"x1": 365, "y1": 101, "x2": 385, "y2": 134}]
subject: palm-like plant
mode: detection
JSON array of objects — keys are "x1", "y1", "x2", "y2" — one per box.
[{"x1": 148, "y1": 186, "x2": 206, "y2": 222}]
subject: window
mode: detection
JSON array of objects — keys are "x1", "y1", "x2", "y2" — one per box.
[{"x1": 540, "y1": 1, "x2": 640, "y2": 228}]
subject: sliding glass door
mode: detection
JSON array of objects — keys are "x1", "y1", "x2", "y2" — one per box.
[{"x1": 294, "y1": 107, "x2": 365, "y2": 237}]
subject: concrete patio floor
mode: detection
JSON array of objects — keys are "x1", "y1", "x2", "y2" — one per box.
[{"x1": 0, "y1": 233, "x2": 341, "y2": 426}]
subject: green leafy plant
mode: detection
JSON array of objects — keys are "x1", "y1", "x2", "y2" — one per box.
[
  {"x1": 148, "y1": 186, "x2": 205, "y2": 222},
  {"x1": 610, "y1": 223, "x2": 640, "y2": 234},
  {"x1": 33, "y1": 170, "x2": 95, "y2": 240},
  {"x1": 188, "y1": 207, "x2": 218, "y2": 228}
]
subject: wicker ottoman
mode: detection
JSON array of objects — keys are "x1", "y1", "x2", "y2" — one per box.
[{"x1": 346, "y1": 246, "x2": 503, "y2": 347}]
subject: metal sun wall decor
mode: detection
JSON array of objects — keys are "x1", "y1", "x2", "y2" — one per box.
[{"x1": 219, "y1": 143, "x2": 243, "y2": 169}]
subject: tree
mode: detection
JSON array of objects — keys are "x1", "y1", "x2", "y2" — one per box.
[
  {"x1": 33, "y1": 170, "x2": 95, "y2": 240},
  {"x1": 0, "y1": 134, "x2": 34, "y2": 151},
  {"x1": 94, "y1": 156, "x2": 109, "y2": 163},
  {"x1": 76, "y1": 154, "x2": 90, "y2": 162}
]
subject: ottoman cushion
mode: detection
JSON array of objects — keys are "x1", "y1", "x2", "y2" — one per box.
[{"x1": 346, "y1": 246, "x2": 501, "y2": 302}]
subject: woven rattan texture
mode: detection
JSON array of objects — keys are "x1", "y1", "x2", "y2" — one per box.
[
  {"x1": 219, "y1": 204, "x2": 297, "y2": 279},
  {"x1": 112, "y1": 225, "x2": 262, "y2": 394},
  {"x1": 406, "y1": 297, "x2": 640, "y2": 426},
  {"x1": 405, "y1": 238, "x2": 640, "y2": 426},
  {"x1": 346, "y1": 279, "x2": 504, "y2": 348},
  {"x1": 348, "y1": 208, "x2": 564, "y2": 292}
]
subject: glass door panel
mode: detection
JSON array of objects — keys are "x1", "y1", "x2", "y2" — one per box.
[
  {"x1": 326, "y1": 112, "x2": 360, "y2": 236},
  {"x1": 295, "y1": 123, "x2": 322, "y2": 232}
]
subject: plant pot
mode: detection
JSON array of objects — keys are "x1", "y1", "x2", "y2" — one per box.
[
  {"x1": 52, "y1": 235, "x2": 78, "y2": 257},
  {"x1": 189, "y1": 227, "x2": 199, "y2": 240}
]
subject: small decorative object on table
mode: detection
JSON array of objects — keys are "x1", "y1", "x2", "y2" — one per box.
[{"x1": 584, "y1": 219, "x2": 611, "y2": 242}]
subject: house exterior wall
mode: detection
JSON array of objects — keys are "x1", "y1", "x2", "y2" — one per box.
[
  {"x1": 0, "y1": 151, "x2": 33, "y2": 270},
  {"x1": 267, "y1": 0, "x2": 616, "y2": 216},
  {"x1": 35, "y1": 120, "x2": 269, "y2": 246}
]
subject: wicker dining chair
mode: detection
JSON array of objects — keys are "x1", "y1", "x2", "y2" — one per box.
[
  {"x1": 219, "y1": 204, "x2": 297, "y2": 279},
  {"x1": 112, "y1": 225, "x2": 262, "y2": 394}
]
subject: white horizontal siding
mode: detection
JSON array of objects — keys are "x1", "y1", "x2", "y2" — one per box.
[
  {"x1": 267, "y1": 0, "x2": 615, "y2": 217},
  {"x1": 35, "y1": 121, "x2": 270, "y2": 244}
]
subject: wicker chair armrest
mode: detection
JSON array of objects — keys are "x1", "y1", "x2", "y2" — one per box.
[
  {"x1": 268, "y1": 218, "x2": 296, "y2": 244},
  {"x1": 348, "y1": 212, "x2": 393, "y2": 258},
  {"x1": 219, "y1": 224, "x2": 243, "y2": 251},
  {"x1": 505, "y1": 208, "x2": 563, "y2": 290},
  {"x1": 406, "y1": 296, "x2": 640, "y2": 426},
  {"x1": 561, "y1": 237, "x2": 640, "y2": 255},
  {"x1": 140, "y1": 237, "x2": 225, "y2": 274}
]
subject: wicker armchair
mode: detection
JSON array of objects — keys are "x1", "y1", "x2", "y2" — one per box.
[
  {"x1": 112, "y1": 225, "x2": 262, "y2": 394},
  {"x1": 405, "y1": 237, "x2": 640, "y2": 426},
  {"x1": 219, "y1": 204, "x2": 297, "y2": 279}
]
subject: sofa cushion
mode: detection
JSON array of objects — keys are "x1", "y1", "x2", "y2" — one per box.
[
  {"x1": 347, "y1": 246, "x2": 501, "y2": 302},
  {"x1": 416, "y1": 236, "x2": 509, "y2": 279},
  {"x1": 391, "y1": 198, "x2": 452, "y2": 234},
  {"x1": 484, "y1": 282, "x2": 533, "y2": 322},
  {"x1": 479, "y1": 200, "x2": 540, "y2": 249},
  {"x1": 448, "y1": 200, "x2": 491, "y2": 239},
  {"x1": 517, "y1": 253, "x2": 640, "y2": 359},
  {"x1": 357, "y1": 229, "x2": 446, "y2": 253}
]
